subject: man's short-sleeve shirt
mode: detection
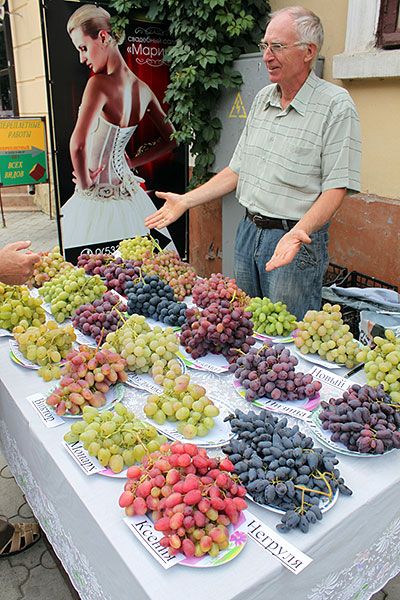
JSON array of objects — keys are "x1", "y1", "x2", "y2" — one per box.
[{"x1": 229, "y1": 70, "x2": 361, "y2": 220}]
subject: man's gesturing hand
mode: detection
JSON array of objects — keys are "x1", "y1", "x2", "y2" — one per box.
[
  {"x1": 265, "y1": 229, "x2": 312, "y2": 271},
  {"x1": 144, "y1": 191, "x2": 188, "y2": 230},
  {"x1": 0, "y1": 241, "x2": 40, "y2": 285}
]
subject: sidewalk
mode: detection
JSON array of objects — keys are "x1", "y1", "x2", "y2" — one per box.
[{"x1": 0, "y1": 210, "x2": 400, "y2": 600}]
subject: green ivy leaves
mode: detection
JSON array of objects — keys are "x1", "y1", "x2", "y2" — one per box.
[{"x1": 108, "y1": 0, "x2": 269, "y2": 187}]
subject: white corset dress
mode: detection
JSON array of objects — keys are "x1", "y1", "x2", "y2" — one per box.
[{"x1": 61, "y1": 115, "x2": 175, "y2": 250}]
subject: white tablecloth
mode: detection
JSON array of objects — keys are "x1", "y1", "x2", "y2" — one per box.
[{"x1": 1, "y1": 337, "x2": 400, "y2": 600}]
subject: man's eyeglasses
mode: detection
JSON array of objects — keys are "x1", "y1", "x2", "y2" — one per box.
[{"x1": 258, "y1": 41, "x2": 307, "y2": 54}]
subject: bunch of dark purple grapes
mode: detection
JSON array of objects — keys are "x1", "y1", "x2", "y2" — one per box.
[
  {"x1": 224, "y1": 410, "x2": 351, "y2": 534},
  {"x1": 72, "y1": 291, "x2": 127, "y2": 344},
  {"x1": 125, "y1": 275, "x2": 187, "y2": 327},
  {"x1": 179, "y1": 300, "x2": 255, "y2": 362},
  {"x1": 97, "y1": 258, "x2": 141, "y2": 295},
  {"x1": 319, "y1": 383, "x2": 400, "y2": 454},
  {"x1": 229, "y1": 342, "x2": 322, "y2": 402},
  {"x1": 77, "y1": 253, "x2": 114, "y2": 275}
]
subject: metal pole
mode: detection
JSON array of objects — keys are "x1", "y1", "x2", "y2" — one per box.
[{"x1": 0, "y1": 187, "x2": 6, "y2": 227}]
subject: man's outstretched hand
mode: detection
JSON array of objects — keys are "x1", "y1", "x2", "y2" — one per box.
[
  {"x1": 265, "y1": 229, "x2": 311, "y2": 271},
  {"x1": 144, "y1": 191, "x2": 187, "y2": 230},
  {"x1": 0, "y1": 241, "x2": 40, "y2": 285}
]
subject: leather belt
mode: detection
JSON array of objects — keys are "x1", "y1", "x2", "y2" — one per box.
[{"x1": 245, "y1": 208, "x2": 298, "y2": 230}]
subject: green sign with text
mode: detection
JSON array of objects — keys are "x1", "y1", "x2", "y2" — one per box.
[{"x1": 0, "y1": 118, "x2": 48, "y2": 187}]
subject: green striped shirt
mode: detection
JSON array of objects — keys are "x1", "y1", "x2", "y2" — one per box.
[{"x1": 229, "y1": 70, "x2": 361, "y2": 220}]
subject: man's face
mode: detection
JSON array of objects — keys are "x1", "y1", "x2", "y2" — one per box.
[{"x1": 261, "y1": 13, "x2": 311, "y2": 88}]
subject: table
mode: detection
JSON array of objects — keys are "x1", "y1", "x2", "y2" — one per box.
[{"x1": 1, "y1": 336, "x2": 400, "y2": 600}]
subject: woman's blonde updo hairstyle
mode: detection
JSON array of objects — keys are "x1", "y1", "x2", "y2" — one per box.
[{"x1": 67, "y1": 4, "x2": 125, "y2": 45}]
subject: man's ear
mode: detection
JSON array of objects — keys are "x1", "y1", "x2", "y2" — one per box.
[{"x1": 304, "y1": 43, "x2": 318, "y2": 65}]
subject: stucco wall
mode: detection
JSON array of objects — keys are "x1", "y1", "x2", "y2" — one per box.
[{"x1": 8, "y1": 0, "x2": 54, "y2": 216}]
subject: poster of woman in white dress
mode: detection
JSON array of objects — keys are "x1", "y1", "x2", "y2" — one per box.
[{"x1": 43, "y1": 2, "x2": 188, "y2": 262}]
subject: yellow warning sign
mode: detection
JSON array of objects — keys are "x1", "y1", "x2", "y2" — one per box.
[{"x1": 229, "y1": 93, "x2": 247, "y2": 119}]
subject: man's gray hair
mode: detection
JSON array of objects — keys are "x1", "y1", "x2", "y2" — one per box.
[{"x1": 269, "y1": 6, "x2": 324, "y2": 54}]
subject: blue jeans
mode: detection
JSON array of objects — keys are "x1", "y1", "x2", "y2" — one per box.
[{"x1": 234, "y1": 217, "x2": 329, "y2": 319}]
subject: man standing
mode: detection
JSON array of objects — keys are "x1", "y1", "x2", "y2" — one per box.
[{"x1": 145, "y1": 6, "x2": 361, "y2": 318}]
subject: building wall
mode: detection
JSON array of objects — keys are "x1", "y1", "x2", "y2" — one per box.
[
  {"x1": 270, "y1": 0, "x2": 399, "y2": 286},
  {"x1": 7, "y1": 0, "x2": 54, "y2": 216}
]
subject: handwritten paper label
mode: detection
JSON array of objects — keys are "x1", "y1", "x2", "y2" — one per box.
[
  {"x1": 124, "y1": 516, "x2": 179, "y2": 569},
  {"x1": 27, "y1": 393, "x2": 64, "y2": 428},
  {"x1": 194, "y1": 361, "x2": 227, "y2": 373},
  {"x1": 246, "y1": 515, "x2": 312, "y2": 574},
  {"x1": 126, "y1": 373, "x2": 161, "y2": 394},
  {"x1": 253, "y1": 399, "x2": 312, "y2": 422},
  {"x1": 63, "y1": 441, "x2": 103, "y2": 475},
  {"x1": 307, "y1": 366, "x2": 349, "y2": 392}
]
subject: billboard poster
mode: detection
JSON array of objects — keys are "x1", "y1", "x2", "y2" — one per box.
[{"x1": 42, "y1": 1, "x2": 188, "y2": 263}]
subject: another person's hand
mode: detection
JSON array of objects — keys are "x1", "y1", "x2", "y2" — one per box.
[
  {"x1": 144, "y1": 191, "x2": 188, "y2": 230},
  {"x1": 0, "y1": 241, "x2": 40, "y2": 285},
  {"x1": 265, "y1": 229, "x2": 311, "y2": 271}
]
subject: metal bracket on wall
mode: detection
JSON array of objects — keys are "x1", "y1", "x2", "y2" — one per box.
[{"x1": 205, "y1": 241, "x2": 222, "y2": 260}]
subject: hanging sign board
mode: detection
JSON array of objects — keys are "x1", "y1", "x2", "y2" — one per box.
[{"x1": 0, "y1": 118, "x2": 48, "y2": 186}]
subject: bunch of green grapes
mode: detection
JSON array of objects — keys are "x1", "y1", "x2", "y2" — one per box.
[
  {"x1": 0, "y1": 284, "x2": 46, "y2": 331},
  {"x1": 39, "y1": 268, "x2": 106, "y2": 322},
  {"x1": 144, "y1": 374, "x2": 220, "y2": 439},
  {"x1": 104, "y1": 315, "x2": 179, "y2": 373},
  {"x1": 118, "y1": 236, "x2": 153, "y2": 261},
  {"x1": 13, "y1": 320, "x2": 76, "y2": 381},
  {"x1": 28, "y1": 247, "x2": 72, "y2": 288},
  {"x1": 294, "y1": 303, "x2": 361, "y2": 368},
  {"x1": 356, "y1": 329, "x2": 400, "y2": 402},
  {"x1": 150, "y1": 358, "x2": 183, "y2": 386},
  {"x1": 246, "y1": 297, "x2": 297, "y2": 336},
  {"x1": 64, "y1": 403, "x2": 167, "y2": 473}
]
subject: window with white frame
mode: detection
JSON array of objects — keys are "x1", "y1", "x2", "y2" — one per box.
[{"x1": 333, "y1": 0, "x2": 400, "y2": 79}]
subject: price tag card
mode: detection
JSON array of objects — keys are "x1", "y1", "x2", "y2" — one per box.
[
  {"x1": 27, "y1": 393, "x2": 65, "y2": 428},
  {"x1": 124, "y1": 516, "x2": 180, "y2": 569},
  {"x1": 63, "y1": 441, "x2": 103, "y2": 475},
  {"x1": 0, "y1": 328, "x2": 12, "y2": 337},
  {"x1": 246, "y1": 514, "x2": 312, "y2": 574}
]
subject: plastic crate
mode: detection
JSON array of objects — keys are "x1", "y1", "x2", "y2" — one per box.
[
  {"x1": 340, "y1": 271, "x2": 398, "y2": 292},
  {"x1": 333, "y1": 271, "x2": 397, "y2": 338},
  {"x1": 323, "y1": 263, "x2": 348, "y2": 287}
]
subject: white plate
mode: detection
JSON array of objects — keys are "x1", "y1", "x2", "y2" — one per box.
[
  {"x1": 142, "y1": 398, "x2": 234, "y2": 448},
  {"x1": 309, "y1": 409, "x2": 396, "y2": 457},
  {"x1": 0, "y1": 328, "x2": 12, "y2": 337},
  {"x1": 292, "y1": 346, "x2": 344, "y2": 370},
  {"x1": 176, "y1": 349, "x2": 230, "y2": 373},
  {"x1": 247, "y1": 486, "x2": 339, "y2": 514},
  {"x1": 9, "y1": 339, "x2": 40, "y2": 370},
  {"x1": 47, "y1": 382, "x2": 125, "y2": 419},
  {"x1": 252, "y1": 331, "x2": 296, "y2": 344}
]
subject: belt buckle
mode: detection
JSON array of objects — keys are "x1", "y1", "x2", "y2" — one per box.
[{"x1": 253, "y1": 214, "x2": 264, "y2": 226}]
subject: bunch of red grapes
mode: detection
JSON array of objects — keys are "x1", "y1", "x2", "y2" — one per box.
[
  {"x1": 192, "y1": 273, "x2": 249, "y2": 309},
  {"x1": 142, "y1": 251, "x2": 197, "y2": 301},
  {"x1": 77, "y1": 253, "x2": 114, "y2": 276},
  {"x1": 47, "y1": 345, "x2": 127, "y2": 416},
  {"x1": 72, "y1": 291, "x2": 127, "y2": 343},
  {"x1": 180, "y1": 300, "x2": 255, "y2": 362},
  {"x1": 119, "y1": 442, "x2": 247, "y2": 558}
]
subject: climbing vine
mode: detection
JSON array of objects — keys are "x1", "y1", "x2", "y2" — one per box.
[{"x1": 109, "y1": 0, "x2": 270, "y2": 186}]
